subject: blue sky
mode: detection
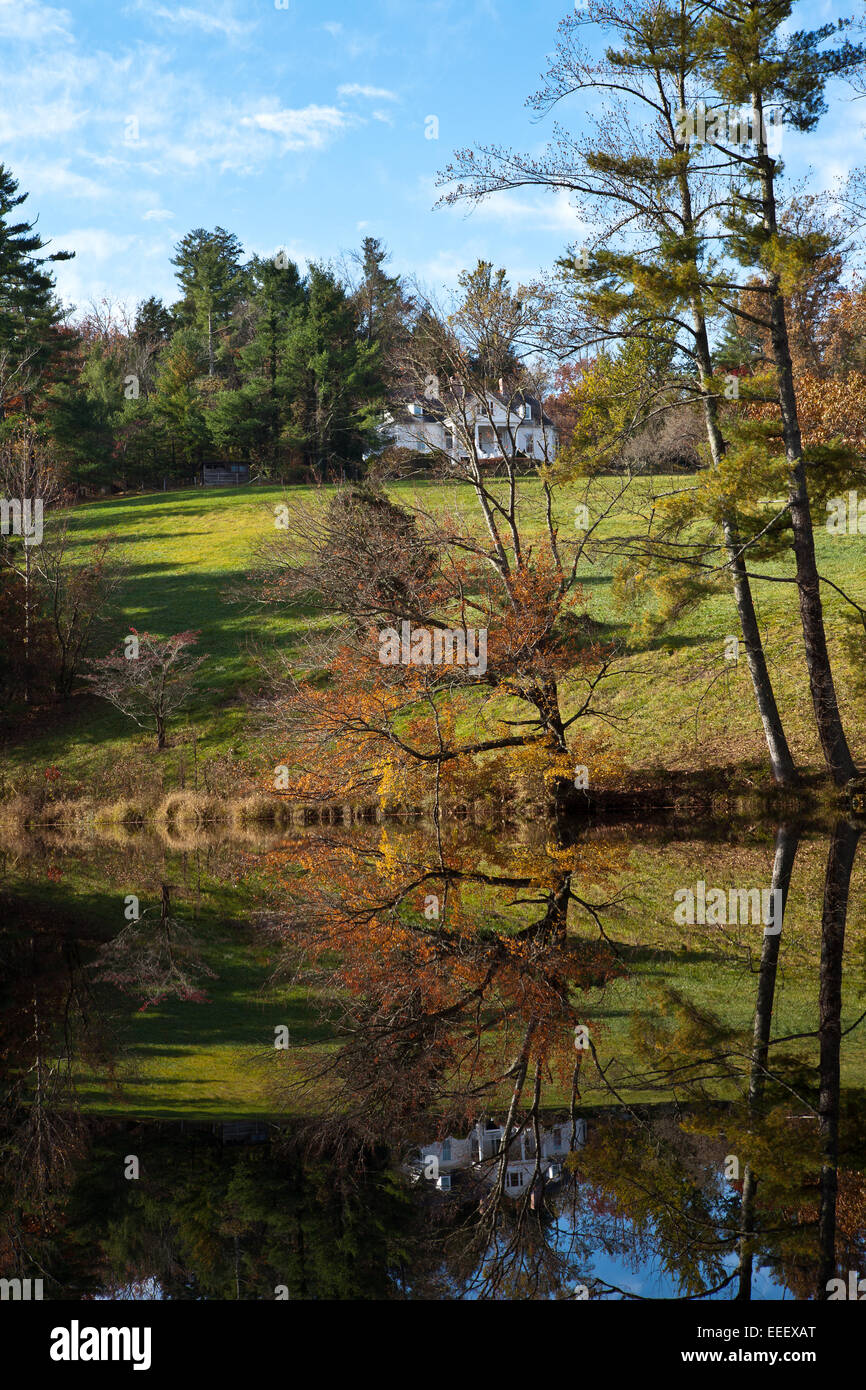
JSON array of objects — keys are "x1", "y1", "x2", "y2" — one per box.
[{"x1": 0, "y1": 0, "x2": 861, "y2": 317}]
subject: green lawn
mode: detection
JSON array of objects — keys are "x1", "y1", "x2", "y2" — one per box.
[
  {"x1": 1, "y1": 484, "x2": 321, "y2": 790},
  {"x1": 3, "y1": 475, "x2": 863, "y2": 799},
  {"x1": 2, "y1": 477, "x2": 864, "y2": 796}
]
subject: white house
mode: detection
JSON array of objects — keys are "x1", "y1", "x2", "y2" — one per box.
[
  {"x1": 380, "y1": 378, "x2": 558, "y2": 466},
  {"x1": 408, "y1": 1116, "x2": 587, "y2": 1197}
]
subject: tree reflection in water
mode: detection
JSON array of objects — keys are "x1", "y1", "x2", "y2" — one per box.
[{"x1": 0, "y1": 814, "x2": 864, "y2": 1299}]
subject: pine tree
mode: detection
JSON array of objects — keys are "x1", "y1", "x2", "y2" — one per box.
[
  {"x1": 280, "y1": 264, "x2": 384, "y2": 481},
  {"x1": 133, "y1": 296, "x2": 174, "y2": 348},
  {"x1": 697, "y1": 0, "x2": 864, "y2": 784},
  {"x1": 440, "y1": 2, "x2": 799, "y2": 785},
  {"x1": 206, "y1": 254, "x2": 307, "y2": 474},
  {"x1": 352, "y1": 236, "x2": 412, "y2": 358},
  {"x1": 154, "y1": 344, "x2": 209, "y2": 469},
  {"x1": 246, "y1": 254, "x2": 305, "y2": 390},
  {"x1": 0, "y1": 164, "x2": 73, "y2": 419},
  {"x1": 171, "y1": 227, "x2": 247, "y2": 377}
]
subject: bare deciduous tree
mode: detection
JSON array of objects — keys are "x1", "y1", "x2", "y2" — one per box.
[
  {"x1": 0, "y1": 419, "x2": 63, "y2": 702},
  {"x1": 34, "y1": 523, "x2": 123, "y2": 698},
  {"x1": 84, "y1": 629, "x2": 205, "y2": 749}
]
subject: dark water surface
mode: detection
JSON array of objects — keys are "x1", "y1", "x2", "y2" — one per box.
[{"x1": 2, "y1": 812, "x2": 864, "y2": 1301}]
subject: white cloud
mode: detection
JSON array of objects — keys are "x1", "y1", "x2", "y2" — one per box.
[
  {"x1": 0, "y1": 97, "x2": 91, "y2": 144},
  {"x1": 56, "y1": 227, "x2": 139, "y2": 260},
  {"x1": 416, "y1": 248, "x2": 472, "y2": 291},
  {"x1": 243, "y1": 105, "x2": 352, "y2": 152},
  {"x1": 142, "y1": 208, "x2": 174, "y2": 222},
  {"x1": 52, "y1": 257, "x2": 174, "y2": 315},
  {"x1": 11, "y1": 160, "x2": 108, "y2": 201},
  {"x1": 0, "y1": 5, "x2": 376, "y2": 185},
  {"x1": 338, "y1": 84, "x2": 398, "y2": 102},
  {"x1": 317, "y1": 21, "x2": 382, "y2": 61},
  {"x1": 136, "y1": 3, "x2": 250, "y2": 41},
  {"x1": 0, "y1": 0, "x2": 72, "y2": 42},
  {"x1": 439, "y1": 184, "x2": 585, "y2": 235}
]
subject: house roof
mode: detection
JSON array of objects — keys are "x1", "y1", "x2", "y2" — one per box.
[
  {"x1": 388, "y1": 386, "x2": 557, "y2": 432},
  {"x1": 489, "y1": 390, "x2": 557, "y2": 430}
]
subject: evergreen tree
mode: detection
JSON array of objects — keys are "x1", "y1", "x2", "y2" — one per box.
[
  {"x1": 696, "y1": 0, "x2": 864, "y2": 784},
  {"x1": 206, "y1": 254, "x2": 307, "y2": 474},
  {"x1": 246, "y1": 254, "x2": 306, "y2": 391},
  {"x1": 133, "y1": 296, "x2": 174, "y2": 348},
  {"x1": 281, "y1": 264, "x2": 384, "y2": 481},
  {"x1": 352, "y1": 236, "x2": 412, "y2": 358},
  {"x1": 441, "y1": 1, "x2": 799, "y2": 785},
  {"x1": 154, "y1": 343, "x2": 209, "y2": 472},
  {"x1": 0, "y1": 164, "x2": 73, "y2": 419},
  {"x1": 46, "y1": 340, "x2": 123, "y2": 494},
  {"x1": 171, "y1": 227, "x2": 247, "y2": 377}
]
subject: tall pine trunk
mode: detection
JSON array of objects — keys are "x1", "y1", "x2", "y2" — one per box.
[
  {"x1": 817, "y1": 819, "x2": 860, "y2": 1296},
  {"x1": 753, "y1": 97, "x2": 857, "y2": 786},
  {"x1": 676, "y1": 150, "x2": 798, "y2": 786},
  {"x1": 736, "y1": 821, "x2": 800, "y2": 1300}
]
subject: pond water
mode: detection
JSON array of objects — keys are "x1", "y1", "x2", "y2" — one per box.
[{"x1": 1, "y1": 811, "x2": 864, "y2": 1300}]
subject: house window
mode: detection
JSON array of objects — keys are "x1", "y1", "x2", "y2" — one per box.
[
  {"x1": 410, "y1": 402, "x2": 423, "y2": 417},
  {"x1": 444, "y1": 431, "x2": 454, "y2": 452},
  {"x1": 441, "y1": 1139, "x2": 452, "y2": 1162},
  {"x1": 524, "y1": 403, "x2": 532, "y2": 419},
  {"x1": 508, "y1": 1172, "x2": 523, "y2": 1187}
]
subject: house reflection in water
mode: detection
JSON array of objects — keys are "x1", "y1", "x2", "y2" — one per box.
[{"x1": 408, "y1": 1118, "x2": 588, "y2": 1199}]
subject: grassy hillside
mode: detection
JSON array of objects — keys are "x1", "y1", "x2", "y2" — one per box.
[{"x1": 1, "y1": 477, "x2": 864, "y2": 797}]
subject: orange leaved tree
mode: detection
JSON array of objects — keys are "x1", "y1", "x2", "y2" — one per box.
[{"x1": 251, "y1": 267, "x2": 626, "y2": 817}]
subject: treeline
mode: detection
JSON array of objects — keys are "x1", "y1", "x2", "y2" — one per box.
[{"x1": 0, "y1": 169, "x2": 418, "y2": 492}]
